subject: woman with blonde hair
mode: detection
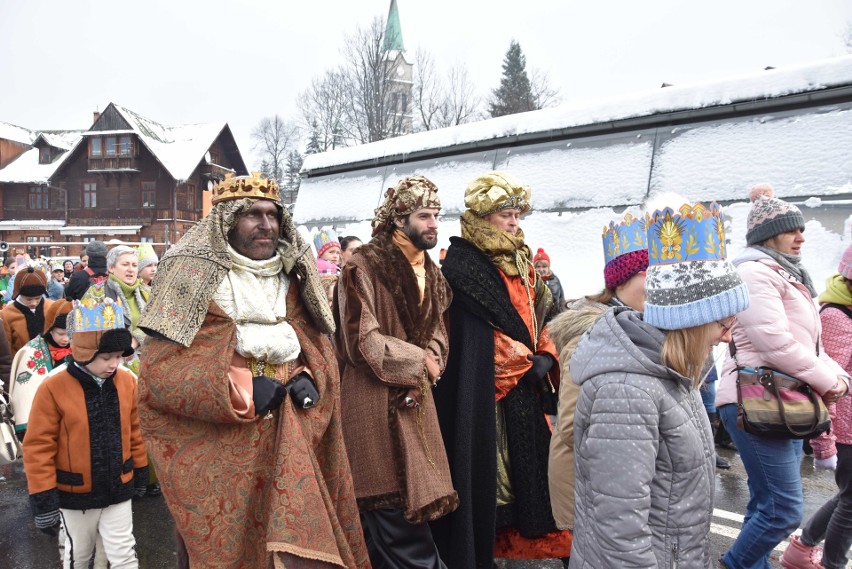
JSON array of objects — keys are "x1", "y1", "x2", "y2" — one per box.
[{"x1": 570, "y1": 202, "x2": 749, "y2": 568}]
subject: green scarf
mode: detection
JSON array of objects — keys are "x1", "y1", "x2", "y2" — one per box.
[
  {"x1": 109, "y1": 274, "x2": 146, "y2": 330},
  {"x1": 818, "y1": 274, "x2": 852, "y2": 306}
]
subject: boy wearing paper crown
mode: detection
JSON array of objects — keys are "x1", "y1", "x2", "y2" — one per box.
[{"x1": 23, "y1": 284, "x2": 148, "y2": 569}]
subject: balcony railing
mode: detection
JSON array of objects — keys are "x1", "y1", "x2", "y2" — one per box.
[{"x1": 88, "y1": 157, "x2": 140, "y2": 171}]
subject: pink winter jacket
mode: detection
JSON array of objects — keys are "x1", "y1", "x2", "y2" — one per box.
[
  {"x1": 717, "y1": 252, "x2": 849, "y2": 418},
  {"x1": 809, "y1": 303, "x2": 852, "y2": 456}
]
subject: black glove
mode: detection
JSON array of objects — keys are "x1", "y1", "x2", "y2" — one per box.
[
  {"x1": 132, "y1": 466, "x2": 150, "y2": 500},
  {"x1": 285, "y1": 372, "x2": 320, "y2": 409},
  {"x1": 523, "y1": 354, "x2": 554, "y2": 384},
  {"x1": 34, "y1": 510, "x2": 60, "y2": 536},
  {"x1": 252, "y1": 375, "x2": 287, "y2": 416}
]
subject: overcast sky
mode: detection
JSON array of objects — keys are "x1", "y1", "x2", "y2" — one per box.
[{"x1": 2, "y1": 0, "x2": 850, "y2": 170}]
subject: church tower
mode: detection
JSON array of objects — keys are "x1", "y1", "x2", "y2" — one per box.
[{"x1": 383, "y1": 0, "x2": 413, "y2": 135}]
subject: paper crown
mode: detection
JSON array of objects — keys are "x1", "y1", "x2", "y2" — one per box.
[
  {"x1": 69, "y1": 283, "x2": 126, "y2": 335},
  {"x1": 313, "y1": 229, "x2": 340, "y2": 258},
  {"x1": 211, "y1": 172, "x2": 280, "y2": 205},
  {"x1": 647, "y1": 202, "x2": 726, "y2": 265},
  {"x1": 602, "y1": 213, "x2": 648, "y2": 265}
]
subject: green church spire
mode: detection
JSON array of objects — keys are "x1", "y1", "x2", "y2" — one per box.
[{"x1": 383, "y1": 0, "x2": 405, "y2": 52}]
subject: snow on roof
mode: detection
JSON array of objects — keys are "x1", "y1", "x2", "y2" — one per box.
[
  {"x1": 110, "y1": 104, "x2": 227, "y2": 182},
  {"x1": 0, "y1": 121, "x2": 36, "y2": 146},
  {"x1": 36, "y1": 130, "x2": 86, "y2": 151},
  {"x1": 0, "y1": 133, "x2": 82, "y2": 183},
  {"x1": 303, "y1": 55, "x2": 852, "y2": 172}
]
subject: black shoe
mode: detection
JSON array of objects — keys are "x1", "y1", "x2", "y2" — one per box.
[
  {"x1": 146, "y1": 482, "x2": 162, "y2": 497},
  {"x1": 715, "y1": 454, "x2": 731, "y2": 469},
  {"x1": 802, "y1": 437, "x2": 814, "y2": 456}
]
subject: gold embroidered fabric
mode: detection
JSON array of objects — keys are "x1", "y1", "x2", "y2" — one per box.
[{"x1": 495, "y1": 401, "x2": 515, "y2": 507}]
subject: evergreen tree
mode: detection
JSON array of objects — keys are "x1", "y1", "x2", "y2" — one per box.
[
  {"x1": 283, "y1": 150, "x2": 304, "y2": 204},
  {"x1": 305, "y1": 121, "x2": 322, "y2": 155},
  {"x1": 488, "y1": 41, "x2": 535, "y2": 118}
]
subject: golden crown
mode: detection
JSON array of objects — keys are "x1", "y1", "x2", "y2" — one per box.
[{"x1": 211, "y1": 172, "x2": 280, "y2": 205}]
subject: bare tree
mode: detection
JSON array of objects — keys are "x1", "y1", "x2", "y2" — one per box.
[
  {"x1": 529, "y1": 67, "x2": 560, "y2": 109},
  {"x1": 413, "y1": 52, "x2": 482, "y2": 131},
  {"x1": 297, "y1": 69, "x2": 348, "y2": 152},
  {"x1": 251, "y1": 116, "x2": 299, "y2": 184},
  {"x1": 339, "y1": 17, "x2": 409, "y2": 144},
  {"x1": 438, "y1": 64, "x2": 482, "y2": 127},
  {"x1": 844, "y1": 21, "x2": 852, "y2": 52}
]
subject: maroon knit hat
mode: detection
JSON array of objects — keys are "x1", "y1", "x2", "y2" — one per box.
[{"x1": 604, "y1": 249, "x2": 649, "y2": 290}]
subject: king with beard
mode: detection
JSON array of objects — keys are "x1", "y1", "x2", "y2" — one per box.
[
  {"x1": 137, "y1": 173, "x2": 369, "y2": 568},
  {"x1": 334, "y1": 175, "x2": 458, "y2": 569}
]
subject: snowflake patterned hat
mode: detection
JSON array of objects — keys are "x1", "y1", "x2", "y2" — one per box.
[
  {"x1": 745, "y1": 183, "x2": 805, "y2": 246},
  {"x1": 68, "y1": 283, "x2": 134, "y2": 363},
  {"x1": 644, "y1": 202, "x2": 749, "y2": 330},
  {"x1": 602, "y1": 213, "x2": 649, "y2": 290},
  {"x1": 313, "y1": 228, "x2": 341, "y2": 259},
  {"x1": 839, "y1": 245, "x2": 852, "y2": 280}
]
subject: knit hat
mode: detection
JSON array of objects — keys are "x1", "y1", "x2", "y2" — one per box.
[
  {"x1": 136, "y1": 243, "x2": 159, "y2": 272},
  {"x1": 839, "y1": 245, "x2": 852, "y2": 280},
  {"x1": 44, "y1": 299, "x2": 73, "y2": 333},
  {"x1": 313, "y1": 229, "x2": 341, "y2": 259},
  {"x1": 602, "y1": 213, "x2": 649, "y2": 290},
  {"x1": 644, "y1": 202, "x2": 750, "y2": 330},
  {"x1": 67, "y1": 283, "x2": 134, "y2": 363},
  {"x1": 372, "y1": 175, "x2": 441, "y2": 236},
  {"x1": 464, "y1": 171, "x2": 531, "y2": 217},
  {"x1": 533, "y1": 248, "x2": 550, "y2": 265},
  {"x1": 12, "y1": 265, "x2": 48, "y2": 298},
  {"x1": 85, "y1": 240, "x2": 108, "y2": 273},
  {"x1": 745, "y1": 184, "x2": 805, "y2": 246}
]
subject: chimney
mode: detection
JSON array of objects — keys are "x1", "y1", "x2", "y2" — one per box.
[{"x1": 93, "y1": 111, "x2": 101, "y2": 125}]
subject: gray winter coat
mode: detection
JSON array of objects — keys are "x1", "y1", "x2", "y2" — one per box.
[{"x1": 569, "y1": 308, "x2": 715, "y2": 569}]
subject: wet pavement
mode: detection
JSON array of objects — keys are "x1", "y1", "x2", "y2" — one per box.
[{"x1": 0, "y1": 446, "x2": 846, "y2": 568}]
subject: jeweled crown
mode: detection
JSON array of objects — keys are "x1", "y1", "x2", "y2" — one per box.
[
  {"x1": 69, "y1": 283, "x2": 126, "y2": 334},
  {"x1": 602, "y1": 213, "x2": 648, "y2": 265},
  {"x1": 647, "y1": 202, "x2": 727, "y2": 265},
  {"x1": 211, "y1": 172, "x2": 280, "y2": 205}
]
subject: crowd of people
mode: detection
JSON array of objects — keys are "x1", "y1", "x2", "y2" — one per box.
[{"x1": 0, "y1": 171, "x2": 849, "y2": 569}]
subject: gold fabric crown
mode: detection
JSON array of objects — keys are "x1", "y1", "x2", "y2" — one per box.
[
  {"x1": 464, "y1": 171, "x2": 531, "y2": 216},
  {"x1": 211, "y1": 172, "x2": 280, "y2": 205}
]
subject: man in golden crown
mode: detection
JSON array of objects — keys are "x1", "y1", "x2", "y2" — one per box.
[
  {"x1": 137, "y1": 173, "x2": 369, "y2": 568},
  {"x1": 334, "y1": 175, "x2": 457, "y2": 568}
]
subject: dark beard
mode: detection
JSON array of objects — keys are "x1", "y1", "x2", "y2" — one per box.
[
  {"x1": 229, "y1": 230, "x2": 277, "y2": 260},
  {"x1": 403, "y1": 224, "x2": 437, "y2": 251}
]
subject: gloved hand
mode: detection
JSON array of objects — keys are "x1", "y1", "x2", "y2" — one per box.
[
  {"x1": 815, "y1": 455, "x2": 838, "y2": 471},
  {"x1": 252, "y1": 375, "x2": 287, "y2": 416},
  {"x1": 132, "y1": 465, "x2": 150, "y2": 500},
  {"x1": 34, "y1": 510, "x2": 60, "y2": 536},
  {"x1": 286, "y1": 372, "x2": 320, "y2": 409},
  {"x1": 523, "y1": 354, "x2": 554, "y2": 384}
]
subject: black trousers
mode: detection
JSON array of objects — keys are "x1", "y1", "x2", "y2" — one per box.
[{"x1": 361, "y1": 509, "x2": 447, "y2": 569}]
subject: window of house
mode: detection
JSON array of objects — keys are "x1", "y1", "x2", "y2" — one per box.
[
  {"x1": 400, "y1": 94, "x2": 408, "y2": 113},
  {"x1": 119, "y1": 135, "x2": 132, "y2": 157},
  {"x1": 105, "y1": 136, "x2": 118, "y2": 157},
  {"x1": 186, "y1": 183, "x2": 196, "y2": 210},
  {"x1": 140, "y1": 236, "x2": 154, "y2": 243},
  {"x1": 28, "y1": 187, "x2": 49, "y2": 209},
  {"x1": 209, "y1": 150, "x2": 220, "y2": 164},
  {"x1": 39, "y1": 147, "x2": 50, "y2": 164},
  {"x1": 82, "y1": 182, "x2": 97, "y2": 208},
  {"x1": 142, "y1": 181, "x2": 156, "y2": 208},
  {"x1": 26, "y1": 236, "x2": 50, "y2": 243},
  {"x1": 90, "y1": 137, "x2": 102, "y2": 157}
]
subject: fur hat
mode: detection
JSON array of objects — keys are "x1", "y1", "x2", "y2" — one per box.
[
  {"x1": 136, "y1": 243, "x2": 159, "y2": 272},
  {"x1": 602, "y1": 213, "x2": 649, "y2": 290},
  {"x1": 68, "y1": 283, "x2": 134, "y2": 363},
  {"x1": 839, "y1": 245, "x2": 852, "y2": 280},
  {"x1": 44, "y1": 299, "x2": 73, "y2": 333},
  {"x1": 372, "y1": 176, "x2": 441, "y2": 236},
  {"x1": 745, "y1": 184, "x2": 805, "y2": 246},
  {"x1": 533, "y1": 248, "x2": 551, "y2": 265},
  {"x1": 12, "y1": 265, "x2": 47, "y2": 298},
  {"x1": 313, "y1": 229, "x2": 341, "y2": 259},
  {"x1": 464, "y1": 171, "x2": 530, "y2": 217},
  {"x1": 644, "y1": 202, "x2": 750, "y2": 330}
]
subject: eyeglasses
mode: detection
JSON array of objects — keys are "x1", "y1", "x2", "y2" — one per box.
[{"x1": 716, "y1": 317, "x2": 736, "y2": 335}]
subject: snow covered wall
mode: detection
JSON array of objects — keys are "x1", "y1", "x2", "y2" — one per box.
[{"x1": 295, "y1": 56, "x2": 852, "y2": 299}]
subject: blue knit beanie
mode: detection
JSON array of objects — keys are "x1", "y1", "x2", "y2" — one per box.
[{"x1": 644, "y1": 202, "x2": 750, "y2": 330}]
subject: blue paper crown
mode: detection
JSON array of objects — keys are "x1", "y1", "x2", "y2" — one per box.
[
  {"x1": 647, "y1": 202, "x2": 727, "y2": 266},
  {"x1": 313, "y1": 229, "x2": 339, "y2": 251},
  {"x1": 70, "y1": 283, "x2": 126, "y2": 333},
  {"x1": 602, "y1": 213, "x2": 648, "y2": 265}
]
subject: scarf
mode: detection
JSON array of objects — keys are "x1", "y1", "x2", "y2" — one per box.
[
  {"x1": 212, "y1": 245, "x2": 301, "y2": 365},
  {"x1": 751, "y1": 245, "x2": 817, "y2": 297},
  {"x1": 139, "y1": 197, "x2": 334, "y2": 347},
  {"x1": 460, "y1": 210, "x2": 534, "y2": 278},
  {"x1": 818, "y1": 274, "x2": 852, "y2": 306},
  {"x1": 13, "y1": 299, "x2": 45, "y2": 342},
  {"x1": 392, "y1": 230, "x2": 426, "y2": 302},
  {"x1": 108, "y1": 274, "x2": 148, "y2": 330}
]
